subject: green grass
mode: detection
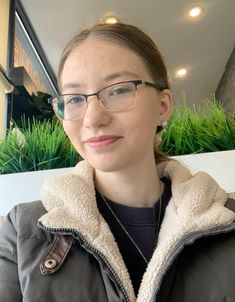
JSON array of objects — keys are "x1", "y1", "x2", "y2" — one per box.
[
  {"x1": 0, "y1": 119, "x2": 81, "y2": 174},
  {"x1": 159, "y1": 96, "x2": 235, "y2": 155}
]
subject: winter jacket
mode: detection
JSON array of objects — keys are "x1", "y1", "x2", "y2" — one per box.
[{"x1": 0, "y1": 159, "x2": 235, "y2": 302}]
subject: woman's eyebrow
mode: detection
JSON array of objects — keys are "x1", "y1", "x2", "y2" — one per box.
[
  {"x1": 61, "y1": 71, "x2": 140, "y2": 91},
  {"x1": 104, "y1": 71, "x2": 140, "y2": 82},
  {"x1": 62, "y1": 82, "x2": 81, "y2": 91}
]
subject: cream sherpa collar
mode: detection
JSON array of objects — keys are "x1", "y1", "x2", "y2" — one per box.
[{"x1": 39, "y1": 160, "x2": 235, "y2": 302}]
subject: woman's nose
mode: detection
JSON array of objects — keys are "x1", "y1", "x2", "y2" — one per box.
[{"x1": 83, "y1": 96, "x2": 111, "y2": 129}]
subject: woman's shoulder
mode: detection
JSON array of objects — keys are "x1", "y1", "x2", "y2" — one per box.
[
  {"x1": 1, "y1": 201, "x2": 49, "y2": 241},
  {"x1": 0, "y1": 201, "x2": 53, "y2": 277},
  {"x1": 10, "y1": 200, "x2": 46, "y2": 224}
]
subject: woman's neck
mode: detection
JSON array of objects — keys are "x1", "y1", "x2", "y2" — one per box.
[{"x1": 94, "y1": 159, "x2": 163, "y2": 208}]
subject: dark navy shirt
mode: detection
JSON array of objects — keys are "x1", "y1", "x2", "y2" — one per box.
[{"x1": 96, "y1": 177, "x2": 172, "y2": 295}]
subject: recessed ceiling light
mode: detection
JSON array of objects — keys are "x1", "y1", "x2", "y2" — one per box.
[
  {"x1": 105, "y1": 16, "x2": 119, "y2": 24},
  {"x1": 188, "y1": 4, "x2": 204, "y2": 18},
  {"x1": 176, "y1": 68, "x2": 188, "y2": 78},
  {"x1": 98, "y1": 13, "x2": 120, "y2": 24}
]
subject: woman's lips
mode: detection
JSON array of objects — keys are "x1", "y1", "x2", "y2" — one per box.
[{"x1": 84, "y1": 135, "x2": 122, "y2": 148}]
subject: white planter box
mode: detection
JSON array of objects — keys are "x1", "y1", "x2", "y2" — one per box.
[
  {"x1": 172, "y1": 150, "x2": 235, "y2": 193},
  {"x1": 0, "y1": 167, "x2": 72, "y2": 216},
  {"x1": 0, "y1": 150, "x2": 235, "y2": 216}
]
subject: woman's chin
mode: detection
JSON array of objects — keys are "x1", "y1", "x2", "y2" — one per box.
[
  {"x1": 92, "y1": 161, "x2": 120, "y2": 173},
  {"x1": 86, "y1": 155, "x2": 125, "y2": 173}
]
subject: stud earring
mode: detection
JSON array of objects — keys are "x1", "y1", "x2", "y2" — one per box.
[
  {"x1": 155, "y1": 120, "x2": 168, "y2": 147},
  {"x1": 156, "y1": 120, "x2": 168, "y2": 133},
  {"x1": 161, "y1": 120, "x2": 168, "y2": 132}
]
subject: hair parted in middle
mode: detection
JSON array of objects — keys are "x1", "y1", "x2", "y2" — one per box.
[{"x1": 58, "y1": 22, "x2": 170, "y2": 93}]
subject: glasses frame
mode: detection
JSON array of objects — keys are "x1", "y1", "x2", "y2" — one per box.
[{"x1": 48, "y1": 80, "x2": 163, "y2": 121}]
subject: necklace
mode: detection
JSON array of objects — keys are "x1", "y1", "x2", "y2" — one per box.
[{"x1": 100, "y1": 192, "x2": 162, "y2": 265}]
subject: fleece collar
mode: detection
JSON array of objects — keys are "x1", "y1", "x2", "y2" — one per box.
[{"x1": 39, "y1": 160, "x2": 235, "y2": 302}]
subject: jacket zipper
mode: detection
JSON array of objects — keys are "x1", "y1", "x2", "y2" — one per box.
[
  {"x1": 38, "y1": 222, "x2": 130, "y2": 302},
  {"x1": 155, "y1": 262, "x2": 177, "y2": 302},
  {"x1": 38, "y1": 222, "x2": 235, "y2": 302},
  {"x1": 153, "y1": 224, "x2": 235, "y2": 302}
]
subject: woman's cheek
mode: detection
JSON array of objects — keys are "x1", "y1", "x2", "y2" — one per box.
[
  {"x1": 63, "y1": 122, "x2": 72, "y2": 139},
  {"x1": 63, "y1": 123, "x2": 85, "y2": 157},
  {"x1": 63, "y1": 120, "x2": 79, "y2": 135}
]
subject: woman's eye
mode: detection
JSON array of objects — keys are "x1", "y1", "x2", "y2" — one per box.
[
  {"x1": 66, "y1": 95, "x2": 84, "y2": 104},
  {"x1": 111, "y1": 86, "x2": 132, "y2": 96}
]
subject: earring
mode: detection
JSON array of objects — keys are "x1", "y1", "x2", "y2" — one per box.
[
  {"x1": 156, "y1": 120, "x2": 168, "y2": 133},
  {"x1": 161, "y1": 120, "x2": 168, "y2": 133},
  {"x1": 155, "y1": 120, "x2": 168, "y2": 147}
]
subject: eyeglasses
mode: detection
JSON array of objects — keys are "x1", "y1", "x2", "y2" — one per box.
[{"x1": 48, "y1": 80, "x2": 163, "y2": 121}]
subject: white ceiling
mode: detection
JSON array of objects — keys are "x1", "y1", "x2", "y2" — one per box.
[{"x1": 20, "y1": 0, "x2": 235, "y2": 105}]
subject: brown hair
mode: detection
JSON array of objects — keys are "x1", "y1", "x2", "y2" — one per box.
[{"x1": 58, "y1": 22, "x2": 170, "y2": 163}]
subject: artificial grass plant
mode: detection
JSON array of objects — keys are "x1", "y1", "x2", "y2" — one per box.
[
  {"x1": 0, "y1": 119, "x2": 81, "y2": 174},
  {"x1": 159, "y1": 96, "x2": 235, "y2": 156}
]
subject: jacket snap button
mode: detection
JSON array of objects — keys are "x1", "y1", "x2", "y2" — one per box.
[{"x1": 44, "y1": 259, "x2": 57, "y2": 269}]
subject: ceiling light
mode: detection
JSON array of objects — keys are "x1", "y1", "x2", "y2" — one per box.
[
  {"x1": 176, "y1": 68, "x2": 188, "y2": 78},
  {"x1": 98, "y1": 13, "x2": 120, "y2": 24},
  {"x1": 188, "y1": 5, "x2": 204, "y2": 18},
  {"x1": 105, "y1": 16, "x2": 119, "y2": 24}
]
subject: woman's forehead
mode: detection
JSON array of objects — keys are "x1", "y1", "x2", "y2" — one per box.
[
  {"x1": 59, "y1": 37, "x2": 155, "y2": 93},
  {"x1": 63, "y1": 37, "x2": 150, "y2": 78}
]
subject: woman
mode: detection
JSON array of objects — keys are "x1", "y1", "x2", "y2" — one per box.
[{"x1": 0, "y1": 22, "x2": 234, "y2": 302}]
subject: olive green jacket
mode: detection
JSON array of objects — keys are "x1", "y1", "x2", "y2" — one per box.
[{"x1": 0, "y1": 160, "x2": 235, "y2": 302}]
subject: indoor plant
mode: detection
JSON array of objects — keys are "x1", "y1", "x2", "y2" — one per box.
[
  {"x1": 0, "y1": 118, "x2": 80, "y2": 174},
  {"x1": 159, "y1": 95, "x2": 235, "y2": 156}
]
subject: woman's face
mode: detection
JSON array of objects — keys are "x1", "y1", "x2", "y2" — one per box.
[{"x1": 61, "y1": 37, "x2": 172, "y2": 172}]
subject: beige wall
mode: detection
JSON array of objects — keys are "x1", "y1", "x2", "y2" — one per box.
[{"x1": 0, "y1": 0, "x2": 10, "y2": 138}]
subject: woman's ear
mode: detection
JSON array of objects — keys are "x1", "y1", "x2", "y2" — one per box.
[{"x1": 158, "y1": 89, "x2": 173, "y2": 122}]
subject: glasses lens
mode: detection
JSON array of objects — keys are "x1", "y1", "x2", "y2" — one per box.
[
  {"x1": 52, "y1": 95, "x2": 86, "y2": 121},
  {"x1": 100, "y1": 82, "x2": 137, "y2": 111}
]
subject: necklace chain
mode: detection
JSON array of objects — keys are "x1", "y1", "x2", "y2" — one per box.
[{"x1": 100, "y1": 192, "x2": 162, "y2": 265}]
